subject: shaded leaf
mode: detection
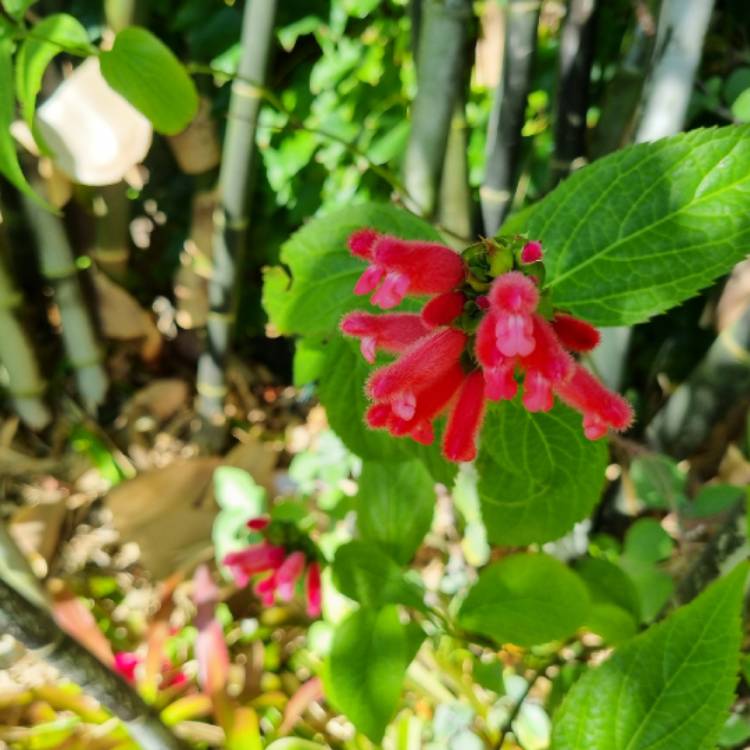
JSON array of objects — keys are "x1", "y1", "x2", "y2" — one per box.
[{"x1": 332, "y1": 541, "x2": 425, "y2": 609}]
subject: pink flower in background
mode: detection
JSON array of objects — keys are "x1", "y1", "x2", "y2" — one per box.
[
  {"x1": 114, "y1": 651, "x2": 140, "y2": 683},
  {"x1": 222, "y1": 518, "x2": 322, "y2": 617},
  {"x1": 113, "y1": 649, "x2": 187, "y2": 688},
  {"x1": 193, "y1": 565, "x2": 229, "y2": 696},
  {"x1": 344, "y1": 230, "x2": 634, "y2": 460}
]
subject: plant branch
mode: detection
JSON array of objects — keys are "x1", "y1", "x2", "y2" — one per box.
[{"x1": 0, "y1": 576, "x2": 191, "y2": 750}]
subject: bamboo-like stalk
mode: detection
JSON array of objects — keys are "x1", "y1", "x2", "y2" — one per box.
[
  {"x1": 438, "y1": 102, "x2": 473, "y2": 242},
  {"x1": 590, "y1": 13, "x2": 656, "y2": 158},
  {"x1": 549, "y1": 0, "x2": 598, "y2": 186},
  {"x1": 0, "y1": 576, "x2": 190, "y2": 750},
  {"x1": 195, "y1": 0, "x2": 279, "y2": 427},
  {"x1": 90, "y1": 184, "x2": 130, "y2": 281},
  {"x1": 403, "y1": 0, "x2": 474, "y2": 218},
  {"x1": 22, "y1": 187, "x2": 109, "y2": 413},
  {"x1": 0, "y1": 232, "x2": 51, "y2": 429},
  {"x1": 480, "y1": 0, "x2": 541, "y2": 235},
  {"x1": 635, "y1": 0, "x2": 715, "y2": 142},
  {"x1": 646, "y1": 305, "x2": 750, "y2": 459}
]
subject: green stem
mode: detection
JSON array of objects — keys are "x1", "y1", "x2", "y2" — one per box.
[
  {"x1": 403, "y1": 0, "x2": 474, "y2": 218},
  {"x1": 481, "y1": 0, "x2": 541, "y2": 235},
  {"x1": 195, "y1": 0, "x2": 279, "y2": 429}
]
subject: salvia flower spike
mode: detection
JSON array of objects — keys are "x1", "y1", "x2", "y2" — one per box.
[{"x1": 345, "y1": 229, "x2": 634, "y2": 461}]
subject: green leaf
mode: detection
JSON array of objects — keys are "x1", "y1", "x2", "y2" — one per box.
[
  {"x1": 686, "y1": 484, "x2": 744, "y2": 518},
  {"x1": 457, "y1": 553, "x2": 590, "y2": 647},
  {"x1": 0, "y1": 35, "x2": 48, "y2": 204},
  {"x1": 477, "y1": 400, "x2": 607, "y2": 545},
  {"x1": 551, "y1": 564, "x2": 748, "y2": 750},
  {"x1": 332, "y1": 541, "x2": 425, "y2": 609},
  {"x1": 16, "y1": 14, "x2": 91, "y2": 138},
  {"x1": 211, "y1": 468, "x2": 266, "y2": 570},
  {"x1": 213, "y1": 467, "x2": 266, "y2": 512},
  {"x1": 1, "y1": 0, "x2": 36, "y2": 21},
  {"x1": 318, "y1": 336, "x2": 455, "y2": 484},
  {"x1": 585, "y1": 603, "x2": 638, "y2": 645},
  {"x1": 356, "y1": 460, "x2": 435, "y2": 564},
  {"x1": 262, "y1": 203, "x2": 442, "y2": 338},
  {"x1": 630, "y1": 454, "x2": 687, "y2": 510},
  {"x1": 99, "y1": 27, "x2": 198, "y2": 135},
  {"x1": 503, "y1": 126, "x2": 750, "y2": 326},
  {"x1": 292, "y1": 336, "x2": 327, "y2": 387},
  {"x1": 622, "y1": 518, "x2": 674, "y2": 565},
  {"x1": 732, "y1": 90, "x2": 750, "y2": 122},
  {"x1": 324, "y1": 605, "x2": 424, "y2": 742},
  {"x1": 574, "y1": 557, "x2": 641, "y2": 620}
]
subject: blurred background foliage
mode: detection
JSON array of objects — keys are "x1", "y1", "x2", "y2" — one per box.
[{"x1": 1, "y1": 0, "x2": 750, "y2": 749}]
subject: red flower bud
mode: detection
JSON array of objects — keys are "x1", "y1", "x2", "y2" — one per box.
[
  {"x1": 421, "y1": 291, "x2": 466, "y2": 327},
  {"x1": 521, "y1": 240, "x2": 543, "y2": 264},
  {"x1": 552, "y1": 313, "x2": 601, "y2": 352}
]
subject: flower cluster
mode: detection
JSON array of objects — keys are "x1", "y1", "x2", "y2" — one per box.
[
  {"x1": 222, "y1": 517, "x2": 322, "y2": 618},
  {"x1": 341, "y1": 231, "x2": 633, "y2": 462}
]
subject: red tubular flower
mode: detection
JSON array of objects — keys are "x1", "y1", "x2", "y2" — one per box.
[
  {"x1": 443, "y1": 370, "x2": 486, "y2": 462},
  {"x1": 341, "y1": 312, "x2": 430, "y2": 363},
  {"x1": 554, "y1": 362, "x2": 634, "y2": 439},
  {"x1": 306, "y1": 562, "x2": 322, "y2": 618},
  {"x1": 552, "y1": 313, "x2": 601, "y2": 352},
  {"x1": 247, "y1": 517, "x2": 270, "y2": 531},
  {"x1": 222, "y1": 542, "x2": 286, "y2": 588},
  {"x1": 276, "y1": 551, "x2": 307, "y2": 601},
  {"x1": 367, "y1": 328, "x2": 467, "y2": 406},
  {"x1": 350, "y1": 231, "x2": 465, "y2": 309},
  {"x1": 381, "y1": 363, "x2": 466, "y2": 444},
  {"x1": 421, "y1": 291, "x2": 466, "y2": 327}
]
